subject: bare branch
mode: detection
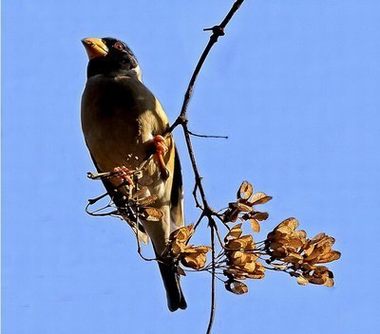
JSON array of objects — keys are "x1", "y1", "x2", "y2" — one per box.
[
  {"x1": 188, "y1": 130, "x2": 228, "y2": 139},
  {"x1": 170, "y1": 0, "x2": 245, "y2": 130},
  {"x1": 166, "y1": 1, "x2": 245, "y2": 332},
  {"x1": 206, "y1": 217, "x2": 217, "y2": 334}
]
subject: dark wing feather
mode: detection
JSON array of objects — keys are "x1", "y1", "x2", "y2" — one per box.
[{"x1": 170, "y1": 146, "x2": 184, "y2": 227}]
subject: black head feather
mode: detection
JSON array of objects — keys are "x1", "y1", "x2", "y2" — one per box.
[{"x1": 86, "y1": 37, "x2": 140, "y2": 78}]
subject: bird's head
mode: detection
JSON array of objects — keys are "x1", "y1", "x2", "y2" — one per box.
[{"x1": 81, "y1": 37, "x2": 142, "y2": 80}]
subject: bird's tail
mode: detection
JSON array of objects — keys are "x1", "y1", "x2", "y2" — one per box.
[{"x1": 158, "y1": 262, "x2": 187, "y2": 312}]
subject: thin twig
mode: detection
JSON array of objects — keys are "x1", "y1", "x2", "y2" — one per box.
[
  {"x1": 87, "y1": 192, "x2": 109, "y2": 205},
  {"x1": 213, "y1": 222, "x2": 226, "y2": 247},
  {"x1": 134, "y1": 218, "x2": 162, "y2": 263},
  {"x1": 194, "y1": 213, "x2": 206, "y2": 230},
  {"x1": 169, "y1": 0, "x2": 245, "y2": 132},
  {"x1": 192, "y1": 183, "x2": 203, "y2": 210},
  {"x1": 167, "y1": 1, "x2": 245, "y2": 333},
  {"x1": 188, "y1": 130, "x2": 228, "y2": 139},
  {"x1": 206, "y1": 217, "x2": 217, "y2": 334},
  {"x1": 168, "y1": 0, "x2": 245, "y2": 214}
]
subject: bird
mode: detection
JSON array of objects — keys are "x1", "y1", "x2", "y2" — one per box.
[{"x1": 81, "y1": 37, "x2": 187, "y2": 311}]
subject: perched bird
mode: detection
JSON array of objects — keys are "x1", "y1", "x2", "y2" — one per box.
[{"x1": 81, "y1": 37, "x2": 187, "y2": 311}]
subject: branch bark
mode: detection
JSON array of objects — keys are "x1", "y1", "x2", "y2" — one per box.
[
  {"x1": 167, "y1": 1, "x2": 245, "y2": 333},
  {"x1": 206, "y1": 217, "x2": 217, "y2": 334}
]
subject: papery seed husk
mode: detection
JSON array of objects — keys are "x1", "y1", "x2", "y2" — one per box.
[
  {"x1": 251, "y1": 211, "x2": 269, "y2": 221},
  {"x1": 297, "y1": 276, "x2": 309, "y2": 286},
  {"x1": 227, "y1": 280, "x2": 249, "y2": 295},
  {"x1": 248, "y1": 192, "x2": 272, "y2": 205},
  {"x1": 275, "y1": 217, "x2": 299, "y2": 232},
  {"x1": 250, "y1": 219, "x2": 261, "y2": 233},
  {"x1": 238, "y1": 181, "x2": 254, "y2": 200},
  {"x1": 237, "y1": 202, "x2": 253, "y2": 212}
]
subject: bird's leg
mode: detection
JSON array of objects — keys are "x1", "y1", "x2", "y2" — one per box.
[
  {"x1": 110, "y1": 166, "x2": 134, "y2": 188},
  {"x1": 150, "y1": 135, "x2": 170, "y2": 180}
]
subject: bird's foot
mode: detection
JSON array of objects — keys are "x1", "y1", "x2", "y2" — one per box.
[
  {"x1": 151, "y1": 135, "x2": 170, "y2": 180},
  {"x1": 110, "y1": 166, "x2": 134, "y2": 188}
]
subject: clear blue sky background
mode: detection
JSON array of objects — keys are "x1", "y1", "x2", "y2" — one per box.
[{"x1": 3, "y1": 1, "x2": 380, "y2": 333}]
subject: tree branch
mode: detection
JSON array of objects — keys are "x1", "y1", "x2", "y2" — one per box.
[
  {"x1": 188, "y1": 130, "x2": 228, "y2": 139},
  {"x1": 167, "y1": 1, "x2": 245, "y2": 333},
  {"x1": 206, "y1": 217, "x2": 217, "y2": 334},
  {"x1": 170, "y1": 0, "x2": 245, "y2": 131}
]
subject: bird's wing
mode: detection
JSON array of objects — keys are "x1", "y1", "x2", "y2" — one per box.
[{"x1": 170, "y1": 146, "x2": 184, "y2": 231}]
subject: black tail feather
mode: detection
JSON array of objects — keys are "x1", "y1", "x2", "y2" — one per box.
[{"x1": 158, "y1": 262, "x2": 187, "y2": 312}]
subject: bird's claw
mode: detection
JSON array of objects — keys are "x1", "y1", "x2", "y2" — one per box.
[
  {"x1": 110, "y1": 166, "x2": 134, "y2": 187},
  {"x1": 152, "y1": 135, "x2": 170, "y2": 180}
]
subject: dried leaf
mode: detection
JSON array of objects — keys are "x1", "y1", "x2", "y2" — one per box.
[
  {"x1": 181, "y1": 252, "x2": 207, "y2": 270},
  {"x1": 224, "y1": 206, "x2": 240, "y2": 223},
  {"x1": 250, "y1": 219, "x2": 260, "y2": 233},
  {"x1": 225, "y1": 280, "x2": 249, "y2": 295},
  {"x1": 142, "y1": 207, "x2": 163, "y2": 221},
  {"x1": 240, "y1": 235, "x2": 254, "y2": 246},
  {"x1": 272, "y1": 264, "x2": 288, "y2": 271},
  {"x1": 284, "y1": 253, "x2": 304, "y2": 264},
  {"x1": 275, "y1": 217, "x2": 299, "y2": 233},
  {"x1": 224, "y1": 268, "x2": 248, "y2": 280},
  {"x1": 171, "y1": 240, "x2": 186, "y2": 256},
  {"x1": 227, "y1": 235, "x2": 254, "y2": 251},
  {"x1": 318, "y1": 250, "x2": 341, "y2": 263},
  {"x1": 312, "y1": 265, "x2": 331, "y2": 276},
  {"x1": 297, "y1": 276, "x2": 309, "y2": 286},
  {"x1": 304, "y1": 246, "x2": 327, "y2": 263},
  {"x1": 315, "y1": 235, "x2": 335, "y2": 248},
  {"x1": 186, "y1": 225, "x2": 195, "y2": 236},
  {"x1": 294, "y1": 230, "x2": 307, "y2": 239},
  {"x1": 248, "y1": 192, "x2": 272, "y2": 205},
  {"x1": 227, "y1": 238, "x2": 247, "y2": 251},
  {"x1": 303, "y1": 243, "x2": 315, "y2": 257},
  {"x1": 324, "y1": 277, "x2": 335, "y2": 287},
  {"x1": 311, "y1": 233, "x2": 327, "y2": 243},
  {"x1": 181, "y1": 256, "x2": 198, "y2": 269},
  {"x1": 270, "y1": 247, "x2": 288, "y2": 259},
  {"x1": 266, "y1": 231, "x2": 286, "y2": 242},
  {"x1": 182, "y1": 245, "x2": 210, "y2": 255},
  {"x1": 238, "y1": 181, "x2": 254, "y2": 200},
  {"x1": 254, "y1": 261, "x2": 265, "y2": 274},
  {"x1": 245, "y1": 253, "x2": 258, "y2": 262},
  {"x1": 308, "y1": 277, "x2": 325, "y2": 285},
  {"x1": 251, "y1": 211, "x2": 269, "y2": 221},
  {"x1": 301, "y1": 263, "x2": 314, "y2": 271},
  {"x1": 170, "y1": 225, "x2": 194, "y2": 243},
  {"x1": 181, "y1": 246, "x2": 198, "y2": 254},
  {"x1": 243, "y1": 261, "x2": 256, "y2": 273},
  {"x1": 247, "y1": 273, "x2": 265, "y2": 279},
  {"x1": 193, "y1": 246, "x2": 211, "y2": 253},
  {"x1": 288, "y1": 236, "x2": 306, "y2": 249},
  {"x1": 230, "y1": 251, "x2": 247, "y2": 266},
  {"x1": 237, "y1": 202, "x2": 253, "y2": 213},
  {"x1": 224, "y1": 224, "x2": 243, "y2": 242},
  {"x1": 239, "y1": 261, "x2": 265, "y2": 279}
]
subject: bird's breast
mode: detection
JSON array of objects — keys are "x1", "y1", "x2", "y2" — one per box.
[{"x1": 81, "y1": 76, "x2": 155, "y2": 172}]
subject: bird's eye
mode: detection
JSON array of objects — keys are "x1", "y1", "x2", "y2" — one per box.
[{"x1": 113, "y1": 42, "x2": 124, "y2": 51}]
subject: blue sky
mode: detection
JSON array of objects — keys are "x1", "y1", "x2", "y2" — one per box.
[{"x1": 2, "y1": 1, "x2": 380, "y2": 333}]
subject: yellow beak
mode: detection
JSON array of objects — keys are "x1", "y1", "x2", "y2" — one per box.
[{"x1": 81, "y1": 38, "x2": 109, "y2": 59}]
